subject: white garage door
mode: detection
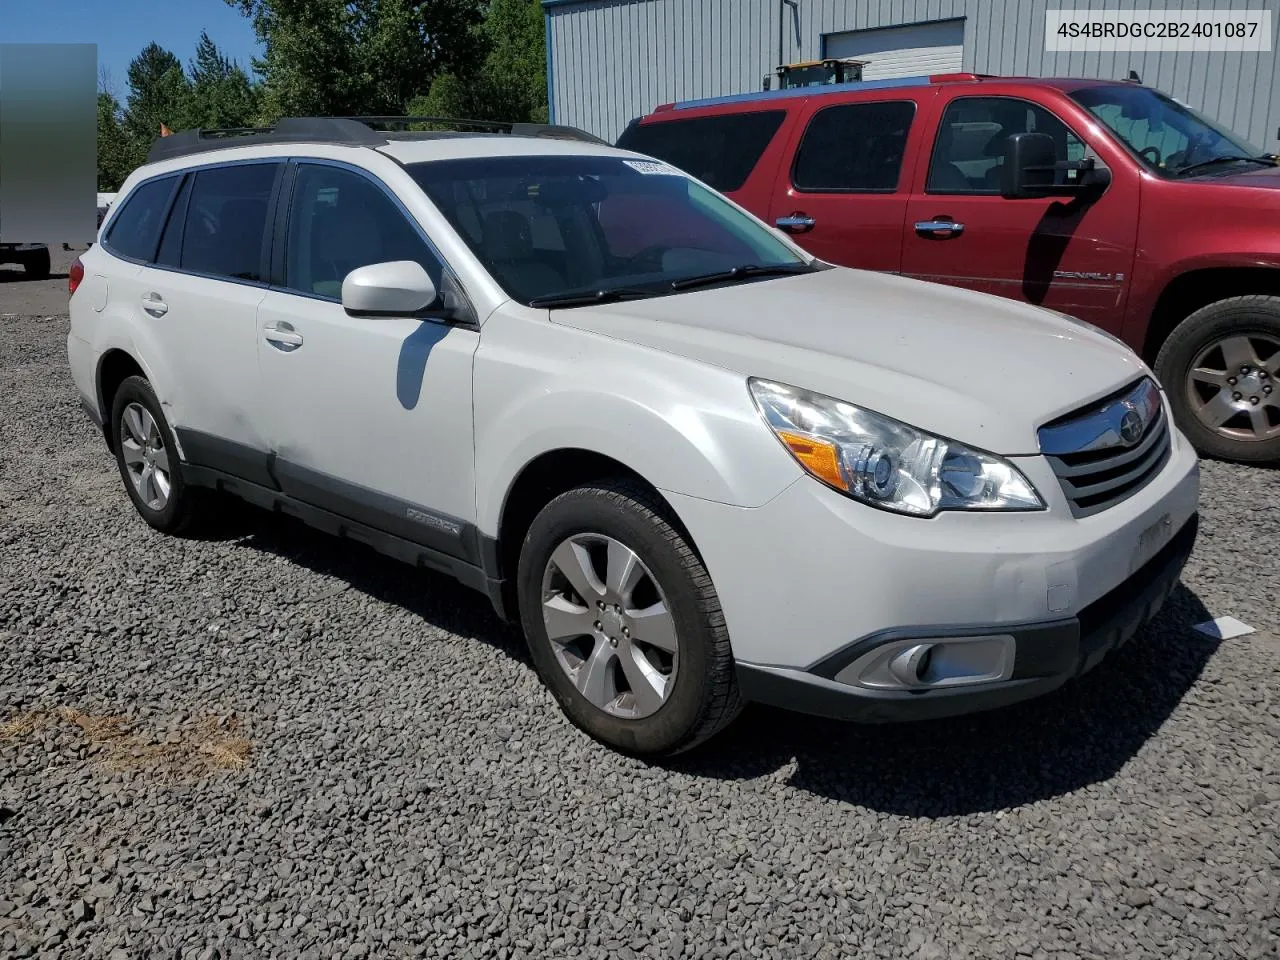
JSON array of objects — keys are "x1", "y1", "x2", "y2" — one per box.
[{"x1": 824, "y1": 19, "x2": 965, "y2": 81}]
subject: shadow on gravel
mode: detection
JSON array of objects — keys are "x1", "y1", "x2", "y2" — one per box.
[
  {"x1": 197, "y1": 499, "x2": 530, "y2": 665},
  {"x1": 0, "y1": 270, "x2": 69, "y2": 283},
  {"x1": 673, "y1": 584, "x2": 1219, "y2": 815},
  {"x1": 186, "y1": 501, "x2": 1218, "y2": 815}
]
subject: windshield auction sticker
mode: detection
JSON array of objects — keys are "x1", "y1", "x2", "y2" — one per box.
[
  {"x1": 1046, "y1": 10, "x2": 1272, "y2": 51},
  {"x1": 623, "y1": 160, "x2": 682, "y2": 176}
]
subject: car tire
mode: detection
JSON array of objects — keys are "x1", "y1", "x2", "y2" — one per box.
[
  {"x1": 517, "y1": 480, "x2": 743, "y2": 757},
  {"x1": 1155, "y1": 295, "x2": 1280, "y2": 463},
  {"x1": 22, "y1": 248, "x2": 50, "y2": 281},
  {"x1": 109, "y1": 375, "x2": 205, "y2": 535}
]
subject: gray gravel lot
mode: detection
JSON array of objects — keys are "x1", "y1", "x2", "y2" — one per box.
[{"x1": 2, "y1": 254, "x2": 1278, "y2": 959}]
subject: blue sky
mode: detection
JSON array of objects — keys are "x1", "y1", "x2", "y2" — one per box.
[{"x1": 3, "y1": 0, "x2": 264, "y2": 98}]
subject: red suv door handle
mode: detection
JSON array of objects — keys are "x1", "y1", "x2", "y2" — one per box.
[
  {"x1": 915, "y1": 218, "x2": 966, "y2": 238},
  {"x1": 776, "y1": 213, "x2": 816, "y2": 234}
]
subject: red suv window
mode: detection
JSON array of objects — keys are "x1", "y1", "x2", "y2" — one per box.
[{"x1": 617, "y1": 111, "x2": 786, "y2": 192}]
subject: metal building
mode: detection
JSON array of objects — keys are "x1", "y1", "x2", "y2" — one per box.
[{"x1": 543, "y1": 0, "x2": 1280, "y2": 149}]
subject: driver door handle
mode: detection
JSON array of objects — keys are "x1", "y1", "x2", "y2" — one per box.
[
  {"x1": 263, "y1": 322, "x2": 303, "y2": 349},
  {"x1": 915, "y1": 219, "x2": 966, "y2": 238},
  {"x1": 776, "y1": 214, "x2": 816, "y2": 234}
]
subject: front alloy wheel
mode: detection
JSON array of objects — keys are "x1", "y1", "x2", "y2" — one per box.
[
  {"x1": 540, "y1": 533, "x2": 679, "y2": 719},
  {"x1": 517, "y1": 481, "x2": 742, "y2": 756}
]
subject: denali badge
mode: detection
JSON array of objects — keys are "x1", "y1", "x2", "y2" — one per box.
[{"x1": 1053, "y1": 270, "x2": 1125, "y2": 282}]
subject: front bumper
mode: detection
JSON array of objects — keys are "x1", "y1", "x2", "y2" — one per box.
[{"x1": 735, "y1": 512, "x2": 1197, "y2": 722}]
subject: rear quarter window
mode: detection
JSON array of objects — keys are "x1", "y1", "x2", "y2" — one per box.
[
  {"x1": 616, "y1": 111, "x2": 786, "y2": 192},
  {"x1": 104, "y1": 176, "x2": 179, "y2": 262}
]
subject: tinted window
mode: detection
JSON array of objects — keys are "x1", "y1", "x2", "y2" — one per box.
[
  {"x1": 616, "y1": 111, "x2": 786, "y2": 192},
  {"x1": 181, "y1": 163, "x2": 280, "y2": 281},
  {"x1": 927, "y1": 97, "x2": 1086, "y2": 194},
  {"x1": 409, "y1": 155, "x2": 807, "y2": 305},
  {"x1": 285, "y1": 164, "x2": 442, "y2": 299},
  {"x1": 792, "y1": 101, "x2": 915, "y2": 192},
  {"x1": 105, "y1": 176, "x2": 177, "y2": 261},
  {"x1": 155, "y1": 175, "x2": 193, "y2": 268}
]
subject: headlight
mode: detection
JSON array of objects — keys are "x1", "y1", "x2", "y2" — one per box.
[{"x1": 749, "y1": 379, "x2": 1044, "y2": 517}]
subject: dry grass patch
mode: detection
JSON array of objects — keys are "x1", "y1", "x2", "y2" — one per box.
[{"x1": 0, "y1": 707, "x2": 252, "y2": 779}]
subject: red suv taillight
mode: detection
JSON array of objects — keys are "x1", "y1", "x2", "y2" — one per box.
[{"x1": 68, "y1": 258, "x2": 84, "y2": 296}]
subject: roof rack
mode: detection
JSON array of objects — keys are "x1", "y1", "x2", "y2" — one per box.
[{"x1": 146, "y1": 116, "x2": 607, "y2": 163}]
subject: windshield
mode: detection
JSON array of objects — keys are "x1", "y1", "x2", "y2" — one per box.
[
  {"x1": 1070, "y1": 85, "x2": 1264, "y2": 178},
  {"x1": 407, "y1": 155, "x2": 808, "y2": 306}
]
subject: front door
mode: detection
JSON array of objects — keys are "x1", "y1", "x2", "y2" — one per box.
[
  {"x1": 768, "y1": 97, "x2": 920, "y2": 274},
  {"x1": 901, "y1": 94, "x2": 1139, "y2": 331},
  {"x1": 255, "y1": 160, "x2": 480, "y2": 552}
]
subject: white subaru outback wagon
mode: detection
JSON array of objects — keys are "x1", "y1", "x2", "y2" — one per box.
[{"x1": 68, "y1": 118, "x2": 1200, "y2": 756}]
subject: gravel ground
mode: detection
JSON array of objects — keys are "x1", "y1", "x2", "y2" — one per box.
[{"x1": 2, "y1": 274, "x2": 1279, "y2": 959}]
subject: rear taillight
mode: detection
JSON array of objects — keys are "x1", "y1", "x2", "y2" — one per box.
[{"x1": 69, "y1": 258, "x2": 84, "y2": 296}]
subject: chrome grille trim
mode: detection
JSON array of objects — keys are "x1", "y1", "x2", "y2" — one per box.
[{"x1": 1039, "y1": 378, "x2": 1171, "y2": 518}]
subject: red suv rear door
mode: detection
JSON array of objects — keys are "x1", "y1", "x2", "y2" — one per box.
[
  {"x1": 766, "y1": 92, "x2": 929, "y2": 274},
  {"x1": 899, "y1": 85, "x2": 1140, "y2": 331}
]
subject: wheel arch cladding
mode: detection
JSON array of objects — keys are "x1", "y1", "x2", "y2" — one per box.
[
  {"x1": 493, "y1": 449, "x2": 697, "y2": 586},
  {"x1": 1143, "y1": 266, "x2": 1280, "y2": 363},
  {"x1": 96, "y1": 349, "x2": 147, "y2": 450}
]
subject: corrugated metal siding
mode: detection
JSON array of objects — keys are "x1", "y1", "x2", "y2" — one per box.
[{"x1": 547, "y1": 0, "x2": 1280, "y2": 149}]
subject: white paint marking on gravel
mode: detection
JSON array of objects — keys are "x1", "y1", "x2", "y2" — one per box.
[{"x1": 1192, "y1": 616, "x2": 1256, "y2": 640}]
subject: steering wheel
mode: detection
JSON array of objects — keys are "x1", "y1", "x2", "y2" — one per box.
[
  {"x1": 624, "y1": 244, "x2": 669, "y2": 271},
  {"x1": 1139, "y1": 145, "x2": 1163, "y2": 166}
]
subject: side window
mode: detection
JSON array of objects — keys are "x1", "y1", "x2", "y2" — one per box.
[
  {"x1": 155, "y1": 175, "x2": 193, "y2": 268},
  {"x1": 927, "y1": 98, "x2": 1086, "y2": 194},
  {"x1": 105, "y1": 176, "x2": 178, "y2": 261},
  {"x1": 792, "y1": 100, "x2": 916, "y2": 192},
  {"x1": 284, "y1": 164, "x2": 443, "y2": 300},
  {"x1": 615, "y1": 111, "x2": 787, "y2": 192},
  {"x1": 180, "y1": 163, "x2": 280, "y2": 281}
]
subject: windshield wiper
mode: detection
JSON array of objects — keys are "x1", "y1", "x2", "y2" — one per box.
[
  {"x1": 1174, "y1": 154, "x2": 1278, "y2": 177},
  {"x1": 668, "y1": 262, "x2": 815, "y2": 292},
  {"x1": 527, "y1": 286, "x2": 660, "y2": 309}
]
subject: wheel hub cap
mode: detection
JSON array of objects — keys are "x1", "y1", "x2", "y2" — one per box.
[
  {"x1": 1186, "y1": 333, "x2": 1280, "y2": 442},
  {"x1": 540, "y1": 534, "x2": 680, "y2": 720}
]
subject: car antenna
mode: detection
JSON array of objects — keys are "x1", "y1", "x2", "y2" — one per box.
[{"x1": 1126, "y1": 69, "x2": 1141, "y2": 83}]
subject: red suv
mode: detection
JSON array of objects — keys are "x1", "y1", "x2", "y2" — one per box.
[{"x1": 618, "y1": 73, "x2": 1280, "y2": 463}]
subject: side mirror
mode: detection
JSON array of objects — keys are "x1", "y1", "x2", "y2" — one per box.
[
  {"x1": 1001, "y1": 132, "x2": 1112, "y2": 200},
  {"x1": 1001, "y1": 132, "x2": 1060, "y2": 198},
  {"x1": 341, "y1": 260, "x2": 439, "y2": 318}
]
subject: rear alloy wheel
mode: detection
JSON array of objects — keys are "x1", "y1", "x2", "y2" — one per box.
[
  {"x1": 517, "y1": 481, "x2": 742, "y2": 756},
  {"x1": 1156, "y1": 296, "x2": 1280, "y2": 463},
  {"x1": 110, "y1": 375, "x2": 205, "y2": 534}
]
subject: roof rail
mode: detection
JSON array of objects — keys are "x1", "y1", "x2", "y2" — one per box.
[
  {"x1": 341, "y1": 116, "x2": 608, "y2": 144},
  {"x1": 146, "y1": 115, "x2": 607, "y2": 163}
]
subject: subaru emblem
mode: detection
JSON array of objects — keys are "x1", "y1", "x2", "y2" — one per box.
[{"x1": 1119, "y1": 406, "x2": 1145, "y2": 446}]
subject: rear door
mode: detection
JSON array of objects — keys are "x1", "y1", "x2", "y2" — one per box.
[
  {"x1": 900, "y1": 91, "x2": 1140, "y2": 330},
  {"x1": 128, "y1": 161, "x2": 282, "y2": 477},
  {"x1": 766, "y1": 97, "x2": 922, "y2": 273}
]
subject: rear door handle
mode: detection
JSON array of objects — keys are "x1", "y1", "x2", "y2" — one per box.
[
  {"x1": 140, "y1": 292, "x2": 168, "y2": 317},
  {"x1": 263, "y1": 322, "x2": 303, "y2": 350},
  {"x1": 775, "y1": 214, "x2": 816, "y2": 234},
  {"x1": 914, "y1": 219, "x2": 965, "y2": 238}
]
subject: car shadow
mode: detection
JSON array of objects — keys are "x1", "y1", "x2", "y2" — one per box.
[
  {"x1": 0, "y1": 269, "x2": 69, "y2": 283},
  {"x1": 669, "y1": 583, "x2": 1219, "y2": 814},
  {"x1": 191, "y1": 499, "x2": 1219, "y2": 813}
]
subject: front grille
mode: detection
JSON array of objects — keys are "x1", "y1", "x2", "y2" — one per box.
[{"x1": 1038, "y1": 378, "x2": 1171, "y2": 517}]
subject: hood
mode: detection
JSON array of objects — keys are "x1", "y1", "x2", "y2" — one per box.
[{"x1": 550, "y1": 267, "x2": 1150, "y2": 455}]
